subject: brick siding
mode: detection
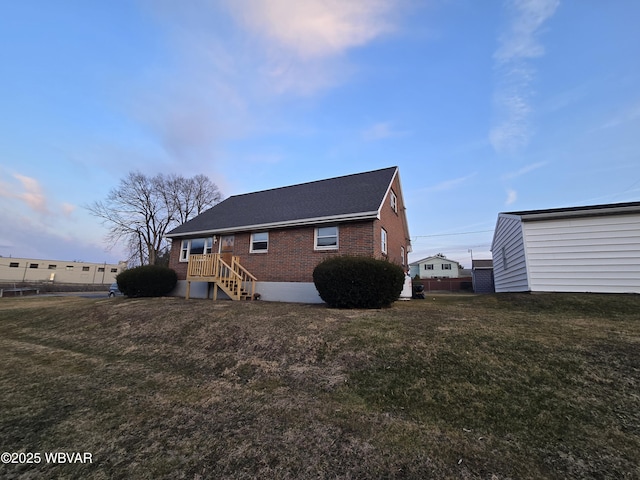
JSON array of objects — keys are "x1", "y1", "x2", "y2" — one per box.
[{"x1": 169, "y1": 172, "x2": 412, "y2": 283}]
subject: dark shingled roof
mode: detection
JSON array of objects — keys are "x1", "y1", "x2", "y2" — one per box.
[
  {"x1": 166, "y1": 166, "x2": 398, "y2": 237},
  {"x1": 503, "y1": 201, "x2": 640, "y2": 221}
]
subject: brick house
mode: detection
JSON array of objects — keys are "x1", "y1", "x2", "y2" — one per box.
[{"x1": 165, "y1": 166, "x2": 411, "y2": 302}]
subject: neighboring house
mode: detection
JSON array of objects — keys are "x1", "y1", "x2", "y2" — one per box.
[
  {"x1": 409, "y1": 255, "x2": 460, "y2": 279},
  {"x1": 472, "y1": 259, "x2": 494, "y2": 293},
  {"x1": 165, "y1": 166, "x2": 411, "y2": 303},
  {"x1": 0, "y1": 257, "x2": 126, "y2": 284},
  {"x1": 491, "y1": 201, "x2": 640, "y2": 293}
]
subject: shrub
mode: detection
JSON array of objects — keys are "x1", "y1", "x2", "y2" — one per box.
[
  {"x1": 313, "y1": 256, "x2": 406, "y2": 309},
  {"x1": 116, "y1": 265, "x2": 177, "y2": 297}
]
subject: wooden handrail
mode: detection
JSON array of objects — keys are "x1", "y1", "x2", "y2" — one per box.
[{"x1": 187, "y1": 254, "x2": 255, "y2": 300}]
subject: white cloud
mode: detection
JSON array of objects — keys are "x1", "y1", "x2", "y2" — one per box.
[
  {"x1": 224, "y1": 0, "x2": 396, "y2": 60},
  {"x1": 13, "y1": 174, "x2": 49, "y2": 214},
  {"x1": 598, "y1": 101, "x2": 640, "y2": 130},
  {"x1": 425, "y1": 173, "x2": 476, "y2": 192},
  {"x1": 137, "y1": 0, "x2": 403, "y2": 168},
  {"x1": 0, "y1": 173, "x2": 51, "y2": 215},
  {"x1": 506, "y1": 189, "x2": 518, "y2": 205},
  {"x1": 502, "y1": 160, "x2": 548, "y2": 180},
  {"x1": 220, "y1": 0, "x2": 400, "y2": 95},
  {"x1": 62, "y1": 203, "x2": 77, "y2": 217},
  {"x1": 0, "y1": 171, "x2": 79, "y2": 218},
  {"x1": 493, "y1": 0, "x2": 560, "y2": 64},
  {"x1": 490, "y1": 0, "x2": 559, "y2": 154},
  {"x1": 362, "y1": 121, "x2": 410, "y2": 141}
]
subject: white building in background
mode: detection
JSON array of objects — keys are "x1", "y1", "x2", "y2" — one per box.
[
  {"x1": 0, "y1": 257, "x2": 127, "y2": 285},
  {"x1": 491, "y1": 201, "x2": 640, "y2": 294},
  {"x1": 409, "y1": 254, "x2": 461, "y2": 279}
]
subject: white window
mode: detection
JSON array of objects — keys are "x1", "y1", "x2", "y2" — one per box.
[
  {"x1": 442, "y1": 263, "x2": 452, "y2": 270},
  {"x1": 401, "y1": 246, "x2": 405, "y2": 266},
  {"x1": 381, "y1": 228, "x2": 388, "y2": 254},
  {"x1": 502, "y1": 246, "x2": 508, "y2": 270},
  {"x1": 315, "y1": 226, "x2": 338, "y2": 250},
  {"x1": 390, "y1": 191, "x2": 398, "y2": 213},
  {"x1": 251, "y1": 232, "x2": 269, "y2": 253},
  {"x1": 180, "y1": 238, "x2": 213, "y2": 261},
  {"x1": 425, "y1": 264, "x2": 434, "y2": 270}
]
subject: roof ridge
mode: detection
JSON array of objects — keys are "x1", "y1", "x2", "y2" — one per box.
[{"x1": 228, "y1": 166, "x2": 397, "y2": 198}]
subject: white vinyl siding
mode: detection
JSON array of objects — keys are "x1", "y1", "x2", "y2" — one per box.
[
  {"x1": 491, "y1": 215, "x2": 529, "y2": 292},
  {"x1": 523, "y1": 214, "x2": 640, "y2": 293}
]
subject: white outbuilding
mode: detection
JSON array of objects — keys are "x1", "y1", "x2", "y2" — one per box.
[{"x1": 491, "y1": 201, "x2": 640, "y2": 294}]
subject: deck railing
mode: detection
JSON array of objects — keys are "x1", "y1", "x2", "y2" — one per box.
[{"x1": 186, "y1": 253, "x2": 256, "y2": 300}]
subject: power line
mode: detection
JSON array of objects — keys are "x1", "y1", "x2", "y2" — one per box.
[{"x1": 413, "y1": 229, "x2": 493, "y2": 240}]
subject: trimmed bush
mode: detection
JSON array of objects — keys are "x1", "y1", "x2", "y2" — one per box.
[
  {"x1": 116, "y1": 265, "x2": 177, "y2": 297},
  {"x1": 313, "y1": 256, "x2": 406, "y2": 309}
]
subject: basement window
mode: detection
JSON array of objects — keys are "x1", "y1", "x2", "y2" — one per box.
[
  {"x1": 250, "y1": 232, "x2": 269, "y2": 253},
  {"x1": 315, "y1": 226, "x2": 338, "y2": 250}
]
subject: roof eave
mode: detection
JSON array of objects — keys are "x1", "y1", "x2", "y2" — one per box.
[
  {"x1": 165, "y1": 211, "x2": 380, "y2": 238},
  {"x1": 518, "y1": 204, "x2": 640, "y2": 221}
]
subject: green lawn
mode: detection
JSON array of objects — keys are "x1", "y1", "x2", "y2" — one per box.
[{"x1": 0, "y1": 293, "x2": 638, "y2": 479}]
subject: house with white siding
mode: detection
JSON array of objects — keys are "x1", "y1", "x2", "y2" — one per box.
[
  {"x1": 491, "y1": 201, "x2": 640, "y2": 294},
  {"x1": 409, "y1": 254, "x2": 461, "y2": 279}
]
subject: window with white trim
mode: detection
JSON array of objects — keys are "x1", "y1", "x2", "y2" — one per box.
[
  {"x1": 180, "y1": 237, "x2": 213, "y2": 261},
  {"x1": 251, "y1": 232, "x2": 269, "y2": 253},
  {"x1": 390, "y1": 191, "x2": 398, "y2": 213},
  {"x1": 442, "y1": 263, "x2": 452, "y2": 270},
  {"x1": 425, "y1": 264, "x2": 434, "y2": 270},
  {"x1": 315, "y1": 226, "x2": 338, "y2": 250},
  {"x1": 401, "y1": 246, "x2": 405, "y2": 266},
  {"x1": 381, "y1": 228, "x2": 388, "y2": 254}
]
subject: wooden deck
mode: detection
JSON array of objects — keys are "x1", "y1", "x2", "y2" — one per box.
[{"x1": 186, "y1": 254, "x2": 256, "y2": 301}]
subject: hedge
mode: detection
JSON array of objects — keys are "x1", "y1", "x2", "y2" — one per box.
[
  {"x1": 116, "y1": 265, "x2": 177, "y2": 297},
  {"x1": 313, "y1": 256, "x2": 405, "y2": 309}
]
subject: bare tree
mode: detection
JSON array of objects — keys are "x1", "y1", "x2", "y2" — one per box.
[
  {"x1": 163, "y1": 173, "x2": 222, "y2": 225},
  {"x1": 87, "y1": 171, "x2": 222, "y2": 265}
]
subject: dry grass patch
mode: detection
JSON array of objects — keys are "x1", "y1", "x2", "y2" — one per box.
[{"x1": 0, "y1": 293, "x2": 638, "y2": 479}]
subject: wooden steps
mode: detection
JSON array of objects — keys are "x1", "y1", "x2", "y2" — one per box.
[{"x1": 185, "y1": 254, "x2": 256, "y2": 301}]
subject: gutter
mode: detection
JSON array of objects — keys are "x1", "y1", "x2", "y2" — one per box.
[{"x1": 165, "y1": 210, "x2": 380, "y2": 238}]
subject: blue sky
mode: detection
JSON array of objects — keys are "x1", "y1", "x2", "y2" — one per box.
[{"x1": 1, "y1": 0, "x2": 639, "y2": 268}]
